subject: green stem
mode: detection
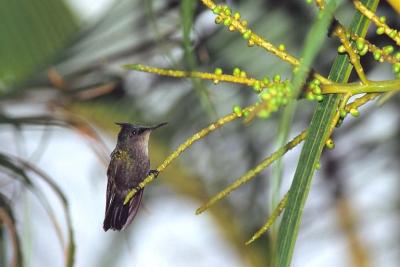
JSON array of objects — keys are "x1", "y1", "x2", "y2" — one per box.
[{"x1": 323, "y1": 79, "x2": 400, "y2": 94}]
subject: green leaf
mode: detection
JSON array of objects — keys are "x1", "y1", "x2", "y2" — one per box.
[
  {"x1": 181, "y1": 0, "x2": 196, "y2": 69},
  {"x1": 277, "y1": 0, "x2": 380, "y2": 266},
  {"x1": 180, "y1": 0, "x2": 216, "y2": 117},
  {"x1": 271, "y1": 0, "x2": 341, "y2": 263},
  {"x1": 0, "y1": 0, "x2": 78, "y2": 90},
  {"x1": 271, "y1": 0, "x2": 341, "y2": 220}
]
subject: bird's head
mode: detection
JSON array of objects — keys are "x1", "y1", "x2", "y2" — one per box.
[{"x1": 115, "y1": 122, "x2": 167, "y2": 149}]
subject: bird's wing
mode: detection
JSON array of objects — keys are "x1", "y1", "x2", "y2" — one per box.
[
  {"x1": 105, "y1": 152, "x2": 124, "y2": 214},
  {"x1": 103, "y1": 150, "x2": 150, "y2": 231}
]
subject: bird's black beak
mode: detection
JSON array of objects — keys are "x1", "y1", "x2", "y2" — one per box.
[
  {"x1": 149, "y1": 122, "x2": 168, "y2": 131},
  {"x1": 115, "y1": 122, "x2": 130, "y2": 127}
]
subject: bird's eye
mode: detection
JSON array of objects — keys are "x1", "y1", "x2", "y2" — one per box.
[{"x1": 131, "y1": 130, "x2": 137, "y2": 136}]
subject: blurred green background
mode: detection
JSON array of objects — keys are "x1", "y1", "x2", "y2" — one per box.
[{"x1": 0, "y1": 0, "x2": 399, "y2": 266}]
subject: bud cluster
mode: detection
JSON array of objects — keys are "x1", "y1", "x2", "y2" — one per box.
[
  {"x1": 232, "y1": 75, "x2": 292, "y2": 120},
  {"x1": 305, "y1": 79, "x2": 324, "y2": 102}
]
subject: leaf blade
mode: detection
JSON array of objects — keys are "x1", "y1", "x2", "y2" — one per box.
[{"x1": 276, "y1": 0, "x2": 380, "y2": 266}]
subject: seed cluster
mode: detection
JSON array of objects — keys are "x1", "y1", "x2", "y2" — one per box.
[
  {"x1": 212, "y1": 5, "x2": 253, "y2": 46},
  {"x1": 257, "y1": 78, "x2": 292, "y2": 118},
  {"x1": 232, "y1": 74, "x2": 293, "y2": 120},
  {"x1": 375, "y1": 16, "x2": 399, "y2": 41},
  {"x1": 305, "y1": 79, "x2": 324, "y2": 102},
  {"x1": 338, "y1": 33, "x2": 400, "y2": 78}
]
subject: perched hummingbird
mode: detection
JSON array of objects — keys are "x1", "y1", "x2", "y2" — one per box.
[{"x1": 103, "y1": 122, "x2": 167, "y2": 231}]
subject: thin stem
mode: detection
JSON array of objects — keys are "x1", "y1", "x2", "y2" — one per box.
[
  {"x1": 245, "y1": 193, "x2": 289, "y2": 245},
  {"x1": 334, "y1": 25, "x2": 369, "y2": 84},
  {"x1": 201, "y1": 0, "x2": 299, "y2": 65},
  {"x1": 353, "y1": 0, "x2": 400, "y2": 46},
  {"x1": 200, "y1": 0, "x2": 331, "y2": 85},
  {"x1": 317, "y1": 2, "x2": 399, "y2": 64},
  {"x1": 348, "y1": 33, "x2": 400, "y2": 64},
  {"x1": 126, "y1": 63, "x2": 400, "y2": 96},
  {"x1": 195, "y1": 130, "x2": 307, "y2": 214},
  {"x1": 247, "y1": 92, "x2": 380, "y2": 244},
  {"x1": 124, "y1": 64, "x2": 263, "y2": 87},
  {"x1": 322, "y1": 79, "x2": 400, "y2": 94},
  {"x1": 346, "y1": 93, "x2": 379, "y2": 110}
]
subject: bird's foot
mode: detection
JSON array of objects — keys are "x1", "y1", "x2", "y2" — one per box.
[{"x1": 149, "y1": 169, "x2": 159, "y2": 178}]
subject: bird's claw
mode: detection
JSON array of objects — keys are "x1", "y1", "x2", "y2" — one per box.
[{"x1": 149, "y1": 169, "x2": 159, "y2": 178}]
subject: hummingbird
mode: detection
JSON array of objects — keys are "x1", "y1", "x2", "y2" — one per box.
[{"x1": 103, "y1": 122, "x2": 167, "y2": 231}]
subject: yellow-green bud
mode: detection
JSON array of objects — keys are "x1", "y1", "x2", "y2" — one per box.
[
  {"x1": 233, "y1": 105, "x2": 242, "y2": 117},
  {"x1": 393, "y1": 63, "x2": 400, "y2": 74},
  {"x1": 312, "y1": 79, "x2": 321, "y2": 86},
  {"x1": 243, "y1": 30, "x2": 252, "y2": 40},
  {"x1": 383, "y1": 45, "x2": 394, "y2": 55},
  {"x1": 306, "y1": 92, "x2": 315, "y2": 101},
  {"x1": 388, "y1": 30, "x2": 397, "y2": 39},
  {"x1": 223, "y1": 7, "x2": 231, "y2": 16},
  {"x1": 376, "y1": 27, "x2": 385, "y2": 35},
  {"x1": 338, "y1": 45, "x2": 346, "y2": 53},
  {"x1": 260, "y1": 91, "x2": 271, "y2": 101},
  {"x1": 325, "y1": 138, "x2": 335, "y2": 149},
  {"x1": 350, "y1": 108, "x2": 360, "y2": 117},
  {"x1": 253, "y1": 81, "x2": 261, "y2": 92},
  {"x1": 257, "y1": 110, "x2": 270, "y2": 119},
  {"x1": 312, "y1": 86, "x2": 322, "y2": 95},
  {"x1": 223, "y1": 17, "x2": 232, "y2": 26},
  {"x1": 359, "y1": 45, "x2": 369, "y2": 56},
  {"x1": 273, "y1": 74, "x2": 281, "y2": 83},
  {"x1": 315, "y1": 162, "x2": 321, "y2": 170},
  {"x1": 212, "y1": 6, "x2": 222, "y2": 14},
  {"x1": 214, "y1": 68, "x2": 223, "y2": 75},
  {"x1": 373, "y1": 50, "x2": 382, "y2": 61},
  {"x1": 356, "y1": 38, "x2": 365, "y2": 51}
]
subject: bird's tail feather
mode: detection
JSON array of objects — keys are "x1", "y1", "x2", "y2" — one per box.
[{"x1": 103, "y1": 190, "x2": 143, "y2": 231}]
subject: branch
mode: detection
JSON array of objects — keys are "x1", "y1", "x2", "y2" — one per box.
[{"x1": 123, "y1": 102, "x2": 259, "y2": 204}]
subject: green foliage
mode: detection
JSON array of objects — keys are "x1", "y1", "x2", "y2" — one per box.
[
  {"x1": 181, "y1": 0, "x2": 216, "y2": 116},
  {"x1": 277, "y1": 0, "x2": 379, "y2": 266},
  {"x1": 272, "y1": 0, "x2": 341, "y2": 263},
  {"x1": 0, "y1": 0, "x2": 77, "y2": 90}
]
